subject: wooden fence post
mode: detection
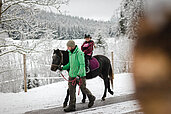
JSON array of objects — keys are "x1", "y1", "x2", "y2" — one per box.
[{"x1": 23, "y1": 54, "x2": 27, "y2": 92}]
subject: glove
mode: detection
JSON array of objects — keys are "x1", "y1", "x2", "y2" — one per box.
[
  {"x1": 58, "y1": 66, "x2": 63, "y2": 71},
  {"x1": 76, "y1": 76, "x2": 80, "y2": 80}
]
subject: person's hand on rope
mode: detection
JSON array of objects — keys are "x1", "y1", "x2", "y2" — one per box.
[
  {"x1": 76, "y1": 76, "x2": 80, "y2": 80},
  {"x1": 58, "y1": 66, "x2": 63, "y2": 71}
]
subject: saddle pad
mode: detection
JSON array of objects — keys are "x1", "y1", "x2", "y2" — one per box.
[{"x1": 89, "y1": 57, "x2": 100, "y2": 71}]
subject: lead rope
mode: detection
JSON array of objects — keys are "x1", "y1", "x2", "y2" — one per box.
[
  {"x1": 59, "y1": 72, "x2": 76, "y2": 86},
  {"x1": 59, "y1": 72, "x2": 82, "y2": 95}
]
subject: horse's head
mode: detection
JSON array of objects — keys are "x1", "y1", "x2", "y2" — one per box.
[{"x1": 51, "y1": 49, "x2": 63, "y2": 71}]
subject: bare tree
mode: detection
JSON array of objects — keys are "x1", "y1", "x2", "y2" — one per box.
[
  {"x1": 0, "y1": 0, "x2": 69, "y2": 55},
  {"x1": 0, "y1": 0, "x2": 2, "y2": 23},
  {"x1": 0, "y1": 0, "x2": 69, "y2": 93}
]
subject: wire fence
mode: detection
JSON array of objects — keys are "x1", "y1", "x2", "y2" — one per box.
[{"x1": 0, "y1": 52, "x2": 24, "y2": 93}]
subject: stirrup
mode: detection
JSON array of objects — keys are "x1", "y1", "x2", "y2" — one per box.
[{"x1": 86, "y1": 67, "x2": 90, "y2": 73}]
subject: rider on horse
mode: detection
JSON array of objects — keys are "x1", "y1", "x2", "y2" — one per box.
[{"x1": 81, "y1": 34, "x2": 95, "y2": 73}]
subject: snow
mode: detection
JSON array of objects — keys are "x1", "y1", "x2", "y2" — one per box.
[
  {"x1": 0, "y1": 73, "x2": 136, "y2": 114},
  {"x1": 72, "y1": 100, "x2": 139, "y2": 114}
]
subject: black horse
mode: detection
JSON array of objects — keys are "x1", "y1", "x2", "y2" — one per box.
[{"x1": 51, "y1": 49, "x2": 114, "y2": 107}]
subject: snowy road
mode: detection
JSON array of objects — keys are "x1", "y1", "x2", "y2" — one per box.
[{"x1": 26, "y1": 94, "x2": 140, "y2": 114}]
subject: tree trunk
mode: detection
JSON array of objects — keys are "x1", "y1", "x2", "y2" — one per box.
[{"x1": 0, "y1": 0, "x2": 2, "y2": 25}]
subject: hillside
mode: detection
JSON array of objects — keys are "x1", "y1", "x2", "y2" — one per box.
[{"x1": 4, "y1": 9, "x2": 117, "y2": 40}]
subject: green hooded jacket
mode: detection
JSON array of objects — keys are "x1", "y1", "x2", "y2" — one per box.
[{"x1": 62, "y1": 46, "x2": 86, "y2": 77}]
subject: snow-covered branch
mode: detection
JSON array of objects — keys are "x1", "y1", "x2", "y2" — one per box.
[
  {"x1": 0, "y1": 0, "x2": 68, "y2": 57},
  {"x1": 115, "y1": 0, "x2": 146, "y2": 38}
]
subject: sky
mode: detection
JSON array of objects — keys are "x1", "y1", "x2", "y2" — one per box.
[{"x1": 60, "y1": 0, "x2": 122, "y2": 21}]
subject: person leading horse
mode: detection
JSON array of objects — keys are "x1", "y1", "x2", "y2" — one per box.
[{"x1": 60, "y1": 40, "x2": 96, "y2": 112}]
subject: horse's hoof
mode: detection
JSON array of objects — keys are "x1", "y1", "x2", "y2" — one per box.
[
  {"x1": 102, "y1": 97, "x2": 105, "y2": 101},
  {"x1": 63, "y1": 102, "x2": 67, "y2": 108},
  {"x1": 109, "y1": 91, "x2": 114, "y2": 95},
  {"x1": 82, "y1": 99, "x2": 86, "y2": 103}
]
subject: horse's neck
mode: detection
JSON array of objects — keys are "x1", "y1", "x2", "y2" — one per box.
[{"x1": 61, "y1": 50, "x2": 69, "y2": 66}]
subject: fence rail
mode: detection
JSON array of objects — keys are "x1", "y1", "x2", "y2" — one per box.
[
  {"x1": 27, "y1": 77, "x2": 63, "y2": 80},
  {"x1": 114, "y1": 60, "x2": 134, "y2": 63},
  {"x1": 0, "y1": 69, "x2": 22, "y2": 74},
  {"x1": 0, "y1": 78, "x2": 23, "y2": 84}
]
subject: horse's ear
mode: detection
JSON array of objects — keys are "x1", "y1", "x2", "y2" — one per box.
[
  {"x1": 53, "y1": 49, "x2": 58, "y2": 53},
  {"x1": 56, "y1": 49, "x2": 60, "y2": 53}
]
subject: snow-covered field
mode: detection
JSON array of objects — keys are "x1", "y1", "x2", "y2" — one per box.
[{"x1": 0, "y1": 73, "x2": 137, "y2": 114}]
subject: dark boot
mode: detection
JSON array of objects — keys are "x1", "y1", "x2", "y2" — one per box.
[
  {"x1": 88, "y1": 95, "x2": 96, "y2": 108},
  {"x1": 64, "y1": 105, "x2": 76, "y2": 112}
]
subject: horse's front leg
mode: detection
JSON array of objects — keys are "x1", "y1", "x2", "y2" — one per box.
[
  {"x1": 81, "y1": 90, "x2": 86, "y2": 103},
  {"x1": 63, "y1": 88, "x2": 69, "y2": 108}
]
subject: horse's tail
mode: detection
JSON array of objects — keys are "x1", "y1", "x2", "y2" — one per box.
[{"x1": 109, "y1": 64, "x2": 114, "y2": 89}]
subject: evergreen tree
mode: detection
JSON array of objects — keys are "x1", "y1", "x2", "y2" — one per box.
[
  {"x1": 22, "y1": 74, "x2": 40, "y2": 90},
  {"x1": 119, "y1": 11, "x2": 127, "y2": 35},
  {"x1": 95, "y1": 29, "x2": 108, "y2": 55}
]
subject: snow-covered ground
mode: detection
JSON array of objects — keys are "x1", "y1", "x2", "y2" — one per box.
[
  {"x1": 0, "y1": 73, "x2": 137, "y2": 114},
  {"x1": 72, "y1": 100, "x2": 139, "y2": 114}
]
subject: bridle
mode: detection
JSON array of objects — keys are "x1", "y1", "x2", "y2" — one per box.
[{"x1": 52, "y1": 50, "x2": 63, "y2": 69}]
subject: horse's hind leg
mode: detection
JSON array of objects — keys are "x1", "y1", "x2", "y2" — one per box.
[
  {"x1": 107, "y1": 77, "x2": 114, "y2": 95},
  {"x1": 102, "y1": 77, "x2": 108, "y2": 101},
  {"x1": 63, "y1": 88, "x2": 69, "y2": 108},
  {"x1": 102, "y1": 76, "x2": 113, "y2": 100}
]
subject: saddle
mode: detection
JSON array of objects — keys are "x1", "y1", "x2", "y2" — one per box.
[{"x1": 89, "y1": 57, "x2": 100, "y2": 71}]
